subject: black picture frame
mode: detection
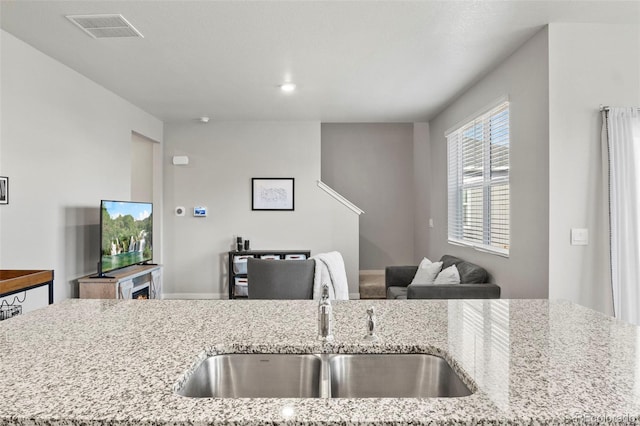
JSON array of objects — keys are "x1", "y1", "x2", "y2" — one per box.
[
  {"x1": 0, "y1": 176, "x2": 8, "y2": 205},
  {"x1": 252, "y1": 178, "x2": 294, "y2": 211}
]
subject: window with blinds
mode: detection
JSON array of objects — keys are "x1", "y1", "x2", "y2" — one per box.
[{"x1": 447, "y1": 101, "x2": 510, "y2": 256}]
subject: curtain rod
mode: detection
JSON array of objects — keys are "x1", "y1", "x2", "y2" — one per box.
[{"x1": 600, "y1": 105, "x2": 640, "y2": 112}]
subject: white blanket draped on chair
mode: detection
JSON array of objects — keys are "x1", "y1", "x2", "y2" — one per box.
[{"x1": 311, "y1": 251, "x2": 349, "y2": 300}]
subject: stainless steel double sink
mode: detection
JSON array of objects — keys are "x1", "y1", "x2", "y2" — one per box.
[{"x1": 176, "y1": 353, "x2": 472, "y2": 398}]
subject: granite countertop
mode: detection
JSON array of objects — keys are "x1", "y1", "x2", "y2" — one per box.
[{"x1": 1, "y1": 298, "x2": 640, "y2": 425}]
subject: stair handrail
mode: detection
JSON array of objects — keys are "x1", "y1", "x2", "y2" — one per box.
[{"x1": 317, "y1": 180, "x2": 364, "y2": 215}]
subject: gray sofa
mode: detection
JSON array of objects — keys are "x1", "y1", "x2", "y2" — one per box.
[{"x1": 385, "y1": 255, "x2": 500, "y2": 299}]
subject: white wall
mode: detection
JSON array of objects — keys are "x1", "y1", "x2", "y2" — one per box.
[
  {"x1": 321, "y1": 123, "x2": 414, "y2": 269},
  {"x1": 0, "y1": 30, "x2": 163, "y2": 309},
  {"x1": 131, "y1": 132, "x2": 155, "y2": 202},
  {"x1": 426, "y1": 28, "x2": 550, "y2": 298},
  {"x1": 163, "y1": 121, "x2": 360, "y2": 299},
  {"x1": 548, "y1": 23, "x2": 640, "y2": 315},
  {"x1": 413, "y1": 122, "x2": 430, "y2": 261}
]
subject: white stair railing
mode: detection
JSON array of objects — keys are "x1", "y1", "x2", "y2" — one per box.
[{"x1": 317, "y1": 180, "x2": 364, "y2": 215}]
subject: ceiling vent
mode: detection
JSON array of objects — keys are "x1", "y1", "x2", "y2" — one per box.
[{"x1": 66, "y1": 14, "x2": 143, "y2": 39}]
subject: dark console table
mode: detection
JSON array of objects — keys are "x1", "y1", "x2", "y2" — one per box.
[
  {"x1": 228, "y1": 250, "x2": 311, "y2": 299},
  {"x1": 0, "y1": 270, "x2": 54, "y2": 305}
]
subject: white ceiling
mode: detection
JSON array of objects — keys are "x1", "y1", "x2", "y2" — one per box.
[{"x1": 1, "y1": 1, "x2": 638, "y2": 123}]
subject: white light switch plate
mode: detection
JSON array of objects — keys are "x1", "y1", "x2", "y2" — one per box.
[{"x1": 571, "y1": 228, "x2": 588, "y2": 246}]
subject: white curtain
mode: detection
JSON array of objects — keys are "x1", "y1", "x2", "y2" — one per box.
[{"x1": 605, "y1": 107, "x2": 640, "y2": 324}]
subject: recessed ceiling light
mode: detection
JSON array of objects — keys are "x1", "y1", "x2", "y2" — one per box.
[
  {"x1": 280, "y1": 82, "x2": 296, "y2": 93},
  {"x1": 199, "y1": 116, "x2": 210, "y2": 123}
]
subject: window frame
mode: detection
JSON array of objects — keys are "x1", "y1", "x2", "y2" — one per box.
[{"x1": 446, "y1": 100, "x2": 510, "y2": 257}]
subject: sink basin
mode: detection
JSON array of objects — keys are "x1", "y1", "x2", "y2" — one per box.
[
  {"x1": 327, "y1": 354, "x2": 472, "y2": 398},
  {"x1": 176, "y1": 353, "x2": 472, "y2": 398},
  {"x1": 176, "y1": 354, "x2": 322, "y2": 398}
]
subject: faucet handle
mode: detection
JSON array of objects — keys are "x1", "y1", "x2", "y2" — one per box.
[{"x1": 364, "y1": 306, "x2": 379, "y2": 341}]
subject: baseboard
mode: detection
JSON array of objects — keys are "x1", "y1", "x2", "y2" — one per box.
[
  {"x1": 350, "y1": 292, "x2": 361, "y2": 299},
  {"x1": 162, "y1": 292, "x2": 227, "y2": 300},
  {"x1": 359, "y1": 269, "x2": 385, "y2": 276}
]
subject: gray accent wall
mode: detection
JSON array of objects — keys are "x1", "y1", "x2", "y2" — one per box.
[
  {"x1": 425, "y1": 28, "x2": 550, "y2": 299},
  {"x1": 321, "y1": 123, "x2": 415, "y2": 269},
  {"x1": 0, "y1": 30, "x2": 163, "y2": 306},
  {"x1": 163, "y1": 121, "x2": 360, "y2": 298}
]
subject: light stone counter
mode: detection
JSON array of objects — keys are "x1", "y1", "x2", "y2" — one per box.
[{"x1": 1, "y1": 298, "x2": 640, "y2": 425}]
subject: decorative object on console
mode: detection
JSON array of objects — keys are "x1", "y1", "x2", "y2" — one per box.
[
  {"x1": 0, "y1": 176, "x2": 8, "y2": 205},
  {"x1": 252, "y1": 178, "x2": 294, "y2": 211},
  {"x1": 385, "y1": 255, "x2": 499, "y2": 300},
  {"x1": 236, "y1": 236, "x2": 243, "y2": 251}
]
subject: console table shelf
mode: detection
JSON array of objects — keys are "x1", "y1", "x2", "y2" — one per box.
[{"x1": 228, "y1": 250, "x2": 311, "y2": 299}]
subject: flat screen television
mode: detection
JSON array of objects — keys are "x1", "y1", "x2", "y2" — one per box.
[{"x1": 98, "y1": 200, "x2": 153, "y2": 277}]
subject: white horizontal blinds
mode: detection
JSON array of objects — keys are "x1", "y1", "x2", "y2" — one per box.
[
  {"x1": 447, "y1": 133, "x2": 462, "y2": 241},
  {"x1": 462, "y1": 120, "x2": 485, "y2": 245},
  {"x1": 489, "y1": 104, "x2": 510, "y2": 251},
  {"x1": 447, "y1": 101, "x2": 510, "y2": 255}
]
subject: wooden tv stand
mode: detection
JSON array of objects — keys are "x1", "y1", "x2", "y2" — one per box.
[{"x1": 78, "y1": 264, "x2": 162, "y2": 299}]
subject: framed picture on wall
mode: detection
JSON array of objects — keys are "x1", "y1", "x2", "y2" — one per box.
[
  {"x1": 252, "y1": 178, "x2": 294, "y2": 211},
  {"x1": 0, "y1": 176, "x2": 7, "y2": 205}
]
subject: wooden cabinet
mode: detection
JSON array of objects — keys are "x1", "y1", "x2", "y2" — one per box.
[
  {"x1": 228, "y1": 250, "x2": 310, "y2": 299},
  {"x1": 78, "y1": 264, "x2": 162, "y2": 300}
]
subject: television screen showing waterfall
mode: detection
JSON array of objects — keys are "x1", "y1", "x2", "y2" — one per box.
[{"x1": 100, "y1": 200, "x2": 153, "y2": 274}]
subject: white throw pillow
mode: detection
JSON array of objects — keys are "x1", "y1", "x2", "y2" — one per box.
[
  {"x1": 411, "y1": 261, "x2": 443, "y2": 285},
  {"x1": 434, "y1": 264, "x2": 461, "y2": 285},
  {"x1": 417, "y1": 257, "x2": 433, "y2": 269}
]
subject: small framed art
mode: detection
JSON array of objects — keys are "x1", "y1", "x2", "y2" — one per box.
[{"x1": 252, "y1": 178, "x2": 294, "y2": 211}]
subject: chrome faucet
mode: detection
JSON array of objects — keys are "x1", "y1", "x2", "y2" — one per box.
[
  {"x1": 318, "y1": 284, "x2": 334, "y2": 342},
  {"x1": 364, "y1": 306, "x2": 379, "y2": 341}
]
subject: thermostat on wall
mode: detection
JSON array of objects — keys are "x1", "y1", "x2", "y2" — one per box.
[{"x1": 194, "y1": 207, "x2": 207, "y2": 217}]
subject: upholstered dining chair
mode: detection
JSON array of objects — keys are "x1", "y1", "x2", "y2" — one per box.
[{"x1": 246, "y1": 258, "x2": 315, "y2": 299}]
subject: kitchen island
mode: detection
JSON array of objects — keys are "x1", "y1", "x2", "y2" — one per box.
[{"x1": 1, "y1": 298, "x2": 639, "y2": 425}]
